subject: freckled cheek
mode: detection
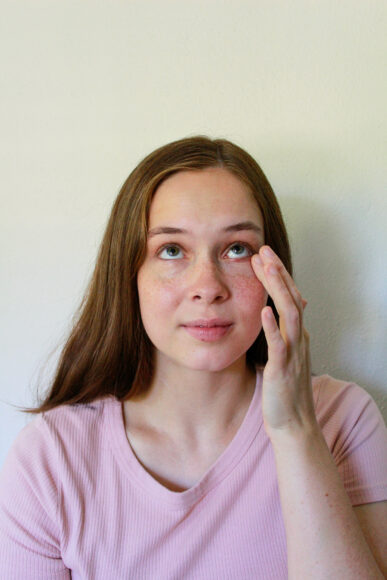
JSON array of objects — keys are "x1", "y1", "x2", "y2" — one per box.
[
  {"x1": 232, "y1": 275, "x2": 268, "y2": 315},
  {"x1": 137, "y1": 272, "x2": 179, "y2": 313},
  {"x1": 137, "y1": 267, "x2": 268, "y2": 315}
]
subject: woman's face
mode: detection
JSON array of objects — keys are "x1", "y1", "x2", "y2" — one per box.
[{"x1": 137, "y1": 167, "x2": 268, "y2": 373}]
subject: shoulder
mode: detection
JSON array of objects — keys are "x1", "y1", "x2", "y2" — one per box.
[
  {"x1": 0, "y1": 401, "x2": 116, "y2": 578},
  {"x1": 311, "y1": 374, "x2": 383, "y2": 426},
  {"x1": 311, "y1": 374, "x2": 387, "y2": 466},
  {"x1": 38, "y1": 396, "x2": 109, "y2": 442},
  {"x1": 2, "y1": 396, "x2": 115, "y2": 480}
]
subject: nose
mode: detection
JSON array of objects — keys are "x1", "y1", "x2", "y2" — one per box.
[{"x1": 187, "y1": 257, "x2": 230, "y2": 303}]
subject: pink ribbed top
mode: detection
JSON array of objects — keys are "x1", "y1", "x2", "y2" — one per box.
[{"x1": 1, "y1": 370, "x2": 386, "y2": 579}]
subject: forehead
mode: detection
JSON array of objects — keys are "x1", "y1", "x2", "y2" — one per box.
[{"x1": 149, "y1": 167, "x2": 263, "y2": 226}]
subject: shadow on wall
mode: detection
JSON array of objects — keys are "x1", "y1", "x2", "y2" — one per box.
[{"x1": 280, "y1": 195, "x2": 387, "y2": 420}]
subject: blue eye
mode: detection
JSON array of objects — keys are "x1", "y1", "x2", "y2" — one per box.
[
  {"x1": 158, "y1": 243, "x2": 253, "y2": 261},
  {"x1": 226, "y1": 243, "x2": 252, "y2": 258},
  {"x1": 158, "y1": 245, "x2": 183, "y2": 260}
]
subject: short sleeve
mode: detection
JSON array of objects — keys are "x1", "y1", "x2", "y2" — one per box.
[
  {"x1": 0, "y1": 416, "x2": 70, "y2": 579},
  {"x1": 315, "y1": 376, "x2": 387, "y2": 507}
]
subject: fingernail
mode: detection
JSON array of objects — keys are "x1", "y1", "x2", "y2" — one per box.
[{"x1": 262, "y1": 246, "x2": 274, "y2": 257}]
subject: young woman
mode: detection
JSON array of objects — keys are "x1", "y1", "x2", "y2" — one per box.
[{"x1": 0, "y1": 136, "x2": 386, "y2": 579}]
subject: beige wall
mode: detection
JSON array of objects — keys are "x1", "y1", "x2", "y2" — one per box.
[{"x1": 1, "y1": 0, "x2": 386, "y2": 464}]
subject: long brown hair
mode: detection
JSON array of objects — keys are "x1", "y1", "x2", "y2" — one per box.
[{"x1": 26, "y1": 135, "x2": 291, "y2": 413}]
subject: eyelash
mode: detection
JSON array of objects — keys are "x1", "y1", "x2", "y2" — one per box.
[{"x1": 156, "y1": 242, "x2": 255, "y2": 261}]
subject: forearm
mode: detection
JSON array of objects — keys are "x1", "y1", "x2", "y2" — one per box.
[{"x1": 270, "y1": 427, "x2": 384, "y2": 579}]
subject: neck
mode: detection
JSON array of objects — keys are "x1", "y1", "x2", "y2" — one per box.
[{"x1": 124, "y1": 357, "x2": 257, "y2": 449}]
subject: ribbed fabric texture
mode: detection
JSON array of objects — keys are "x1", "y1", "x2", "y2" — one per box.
[{"x1": 0, "y1": 370, "x2": 386, "y2": 579}]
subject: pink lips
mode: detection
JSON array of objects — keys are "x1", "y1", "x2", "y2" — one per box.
[
  {"x1": 182, "y1": 319, "x2": 233, "y2": 342},
  {"x1": 183, "y1": 318, "x2": 233, "y2": 328}
]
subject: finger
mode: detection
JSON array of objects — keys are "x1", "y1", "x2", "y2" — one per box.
[
  {"x1": 251, "y1": 254, "x2": 277, "y2": 310},
  {"x1": 252, "y1": 254, "x2": 294, "y2": 324},
  {"x1": 261, "y1": 262, "x2": 303, "y2": 343},
  {"x1": 257, "y1": 246, "x2": 304, "y2": 312},
  {"x1": 261, "y1": 306, "x2": 287, "y2": 367},
  {"x1": 251, "y1": 252, "x2": 305, "y2": 327},
  {"x1": 252, "y1": 253, "x2": 303, "y2": 315},
  {"x1": 252, "y1": 254, "x2": 301, "y2": 319}
]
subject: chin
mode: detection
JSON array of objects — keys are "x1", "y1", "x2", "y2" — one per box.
[{"x1": 174, "y1": 351, "x2": 248, "y2": 373}]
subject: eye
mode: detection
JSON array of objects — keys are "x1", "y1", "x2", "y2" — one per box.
[
  {"x1": 226, "y1": 243, "x2": 253, "y2": 259},
  {"x1": 158, "y1": 244, "x2": 183, "y2": 260},
  {"x1": 157, "y1": 242, "x2": 254, "y2": 261}
]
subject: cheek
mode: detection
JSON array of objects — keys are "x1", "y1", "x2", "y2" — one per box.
[
  {"x1": 137, "y1": 268, "x2": 178, "y2": 313},
  {"x1": 138, "y1": 264, "x2": 268, "y2": 318},
  {"x1": 231, "y1": 275, "x2": 267, "y2": 344},
  {"x1": 231, "y1": 273, "x2": 268, "y2": 315}
]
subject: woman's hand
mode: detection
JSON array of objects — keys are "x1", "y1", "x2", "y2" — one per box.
[
  {"x1": 251, "y1": 245, "x2": 319, "y2": 439},
  {"x1": 251, "y1": 246, "x2": 386, "y2": 579}
]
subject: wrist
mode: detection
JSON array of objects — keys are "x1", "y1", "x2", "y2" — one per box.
[{"x1": 266, "y1": 420, "x2": 325, "y2": 452}]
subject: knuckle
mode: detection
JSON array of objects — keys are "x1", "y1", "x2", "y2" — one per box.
[
  {"x1": 273, "y1": 339, "x2": 287, "y2": 356},
  {"x1": 294, "y1": 289, "x2": 302, "y2": 303},
  {"x1": 288, "y1": 306, "x2": 300, "y2": 323}
]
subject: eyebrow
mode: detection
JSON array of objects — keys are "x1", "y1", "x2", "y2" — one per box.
[{"x1": 148, "y1": 221, "x2": 262, "y2": 238}]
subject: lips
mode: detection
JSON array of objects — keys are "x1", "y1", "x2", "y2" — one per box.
[
  {"x1": 182, "y1": 322, "x2": 233, "y2": 342},
  {"x1": 182, "y1": 318, "x2": 233, "y2": 328}
]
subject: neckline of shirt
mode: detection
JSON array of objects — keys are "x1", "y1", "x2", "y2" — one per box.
[{"x1": 105, "y1": 366, "x2": 264, "y2": 510}]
